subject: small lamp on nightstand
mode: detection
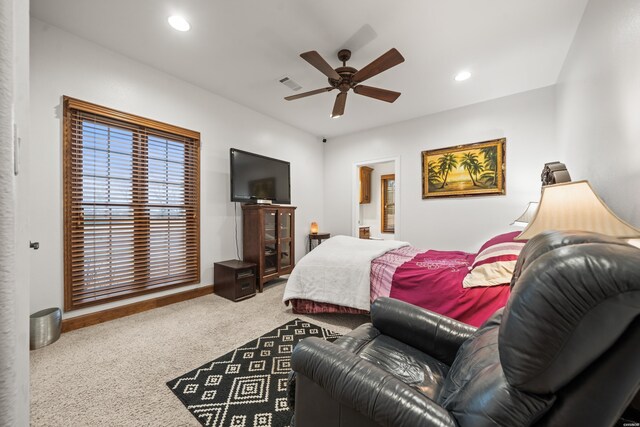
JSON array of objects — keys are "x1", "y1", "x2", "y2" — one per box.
[{"x1": 310, "y1": 222, "x2": 318, "y2": 235}]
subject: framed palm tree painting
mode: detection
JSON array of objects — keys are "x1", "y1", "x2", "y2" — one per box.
[{"x1": 422, "y1": 138, "x2": 506, "y2": 198}]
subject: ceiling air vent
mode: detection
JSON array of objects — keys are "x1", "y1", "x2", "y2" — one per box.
[{"x1": 279, "y1": 76, "x2": 302, "y2": 92}]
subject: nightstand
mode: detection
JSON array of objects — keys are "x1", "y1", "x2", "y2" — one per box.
[
  {"x1": 308, "y1": 233, "x2": 330, "y2": 252},
  {"x1": 214, "y1": 260, "x2": 257, "y2": 302}
]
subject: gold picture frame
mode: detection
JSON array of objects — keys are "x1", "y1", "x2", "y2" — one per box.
[{"x1": 422, "y1": 138, "x2": 506, "y2": 199}]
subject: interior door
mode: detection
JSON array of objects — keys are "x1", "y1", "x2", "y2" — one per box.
[{"x1": 381, "y1": 174, "x2": 395, "y2": 233}]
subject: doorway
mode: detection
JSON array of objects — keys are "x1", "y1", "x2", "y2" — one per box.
[{"x1": 352, "y1": 157, "x2": 400, "y2": 240}]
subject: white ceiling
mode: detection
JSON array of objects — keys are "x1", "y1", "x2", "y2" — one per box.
[{"x1": 30, "y1": 0, "x2": 588, "y2": 138}]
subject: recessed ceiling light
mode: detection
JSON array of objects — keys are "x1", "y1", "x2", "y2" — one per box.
[
  {"x1": 168, "y1": 15, "x2": 190, "y2": 32},
  {"x1": 455, "y1": 71, "x2": 472, "y2": 81}
]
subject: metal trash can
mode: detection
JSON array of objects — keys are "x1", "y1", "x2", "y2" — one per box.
[{"x1": 30, "y1": 307, "x2": 62, "y2": 350}]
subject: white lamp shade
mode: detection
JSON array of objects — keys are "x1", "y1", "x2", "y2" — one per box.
[
  {"x1": 511, "y1": 202, "x2": 539, "y2": 227},
  {"x1": 517, "y1": 181, "x2": 640, "y2": 240}
]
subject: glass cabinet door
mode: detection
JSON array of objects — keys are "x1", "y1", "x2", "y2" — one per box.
[
  {"x1": 264, "y1": 210, "x2": 277, "y2": 241},
  {"x1": 280, "y1": 240, "x2": 292, "y2": 269},
  {"x1": 264, "y1": 242, "x2": 278, "y2": 274},
  {"x1": 279, "y1": 211, "x2": 292, "y2": 239},
  {"x1": 279, "y1": 210, "x2": 293, "y2": 270},
  {"x1": 263, "y1": 210, "x2": 278, "y2": 275}
]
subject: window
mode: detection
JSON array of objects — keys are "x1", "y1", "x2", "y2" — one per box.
[
  {"x1": 381, "y1": 174, "x2": 395, "y2": 233},
  {"x1": 63, "y1": 97, "x2": 200, "y2": 311}
]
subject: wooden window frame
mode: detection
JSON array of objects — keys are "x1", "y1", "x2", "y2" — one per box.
[
  {"x1": 381, "y1": 174, "x2": 395, "y2": 233},
  {"x1": 63, "y1": 96, "x2": 201, "y2": 311}
]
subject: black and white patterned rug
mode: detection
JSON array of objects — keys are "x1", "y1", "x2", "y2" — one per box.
[{"x1": 167, "y1": 319, "x2": 340, "y2": 427}]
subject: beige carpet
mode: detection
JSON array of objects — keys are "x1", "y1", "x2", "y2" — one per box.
[{"x1": 30, "y1": 281, "x2": 368, "y2": 426}]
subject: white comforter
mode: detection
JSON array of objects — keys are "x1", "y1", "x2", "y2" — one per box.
[{"x1": 282, "y1": 235, "x2": 409, "y2": 311}]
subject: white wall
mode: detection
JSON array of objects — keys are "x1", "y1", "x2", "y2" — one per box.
[
  {"x1": 1, "y1": 0, "x2": 29, "y2": 424},
  {"x1": 324, "y1": 86, "x2": 558, "y2": 252},
  {"x1": 359, "y1": 161, "x2": 395, "y2": 240},
  {"x1": 557, "y1": 0, "x2": 640, "y2": 226},
  {"x1": 14, "y1": 0, "x2": 30, "y2": 424},
  {"x1": 29, "y1": 19, "x2": 323, "y2": 318}
]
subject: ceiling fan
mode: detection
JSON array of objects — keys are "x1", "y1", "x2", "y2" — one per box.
[{"x1": 285, "y1": 48, "x2": 405, "y2": 118}]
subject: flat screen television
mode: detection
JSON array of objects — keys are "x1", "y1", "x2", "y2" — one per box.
[{"x1": 230, "y1": 148, "x2": 291, "y2": 204}]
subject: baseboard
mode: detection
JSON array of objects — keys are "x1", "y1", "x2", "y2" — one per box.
[{"x1": 61, "y1": 285, "x2": 214, "y2": 333}]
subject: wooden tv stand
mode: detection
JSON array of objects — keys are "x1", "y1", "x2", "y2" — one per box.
[{"x1": 242, "y1": 204, "x2": 296, "y2": 291}]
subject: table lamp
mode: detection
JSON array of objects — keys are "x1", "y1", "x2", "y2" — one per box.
[
  {"x1": 310, "y1": 222, "x2": 318, "y2": 234},
  {"x1": 511, "y1": 202, "x2": 539, "y2": 227},
  {"x1": 516, "y1": 181, "x2": 640, "y2": 240}
]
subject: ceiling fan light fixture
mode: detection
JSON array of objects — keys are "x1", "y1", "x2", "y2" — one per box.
[
  {"x1": 168, "y1": 15, "x2": 191, "y2": 32},
  {"x1": 330, "y1": 113, "x2": 342, "y2": 119},
  {"x1": 455, "y1": 70, "x2": 472, "y2": 81}
]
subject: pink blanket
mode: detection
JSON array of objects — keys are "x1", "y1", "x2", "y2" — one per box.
[
  {"x1": 387, "y1": 249, "x2": 510, "y2": 327},
  {"x1": 291, "y1": 246, "x2": 510, "y2": 327}
]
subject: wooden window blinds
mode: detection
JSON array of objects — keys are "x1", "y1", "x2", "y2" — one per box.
[{"x1": 63, "y1": 97, "x2": 200, "y2": 311}]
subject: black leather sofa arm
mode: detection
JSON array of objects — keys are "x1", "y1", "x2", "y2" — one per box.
[
  {"x1": 291, "y1": 337, "x2": 458, "y2": 427},
  {"x1": 371, "y1": 297, "x2": 477, "y2": 365}
]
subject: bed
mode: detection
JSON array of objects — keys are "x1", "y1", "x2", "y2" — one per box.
[{"x1": 282, "y1": 232, "x2": 523, "y2": 327}]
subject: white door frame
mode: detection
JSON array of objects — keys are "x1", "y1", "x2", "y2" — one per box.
[{"x1": 351, "y1": 156, "x2": 401, "y2": 239}]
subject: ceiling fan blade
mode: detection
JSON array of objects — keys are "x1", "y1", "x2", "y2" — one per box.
[
  {"x1": 352, "y1": 48, "x2": 405, "y2": 83},
  {"x1": 340, "y1": 24, "x2": 378, "y2": 53},
  {"x1": 353, "y1": 85, "x2": 401, "y2": 103},
  {"x1": 331, "y1": 92, "x2": 347, "y2": 118},
  {"x1": 300, "y1": 51, "x2": 341, "y2": 80},
  {"x1": 284, "y1": 87, "x2": 334, "y2": 101}
]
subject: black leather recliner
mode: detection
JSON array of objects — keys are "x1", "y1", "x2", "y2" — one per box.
[{"x1": 289, "y1": 231, "x2": 640, "y2": 427}]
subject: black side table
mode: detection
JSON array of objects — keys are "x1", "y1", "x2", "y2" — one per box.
[{"x1": 308, "y1": 233, "x2": 330, "y2": 252}]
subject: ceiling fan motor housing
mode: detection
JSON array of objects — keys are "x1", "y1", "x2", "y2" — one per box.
[
  {"x1": 329, "y1": 49, "x2": 356, "y2": 92},
  {"x1": 330, "y1": 66, "x2": 357, "y2": 92}
]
